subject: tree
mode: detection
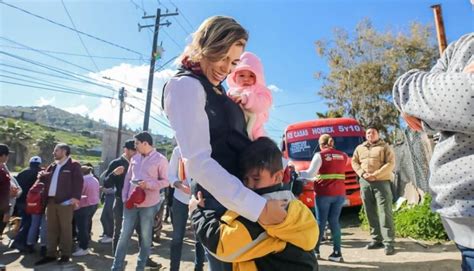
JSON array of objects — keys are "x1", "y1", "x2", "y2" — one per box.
[
  {"x1": 316, "y1": 108, "x2": 344, "y2": 119},
  {"x1": 0, "y1": 120, "x2": 32, "y2": 169},
  {"x1": 315, "y1": 19, "x2": 438, "y2": 137},
  {"x1": 36, "y1": 133, "x2": 58, "y2": 165}
]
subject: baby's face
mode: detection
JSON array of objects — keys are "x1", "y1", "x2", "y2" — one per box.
[{"x1": 235, "y1": 70, "x2": 256, "y2": 87}]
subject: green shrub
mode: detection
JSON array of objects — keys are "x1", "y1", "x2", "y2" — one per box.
[
  {"x1": 394, "y1": 194, "x2": 448, "y2": 240},
  {"x1": 359, "y1": 193, "x2": 448, "y2": 241}
]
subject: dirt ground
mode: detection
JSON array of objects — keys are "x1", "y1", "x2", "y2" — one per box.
[{"x1": 1, "y1": 207, "x2": 461, "y2": 271}]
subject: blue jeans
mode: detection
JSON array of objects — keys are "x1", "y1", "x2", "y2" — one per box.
[
  {"x1": 74, "y1": 204, "x2": 98, "y2": 250},
  {"x1": 111, "y1": 203, "x2": 160, "y2": 271},
  {"x1": 170, "y1": 198, "x2": 205, "y2": 271},
  {"x1": 101, "y1": 193, "x2": 115, "y2": 237},
  {"x1": 27, "y1": 214, "x2": 47, "y2": 246},
  {"x1": 457, "y1": 244, "x2": 474, "y2": 271},
  {"x1": 12, "y1": 206, "x2": 31, "y2": 249},
  {"x1": 315, "y1": 195, "x2": 345, "y2": 253}
]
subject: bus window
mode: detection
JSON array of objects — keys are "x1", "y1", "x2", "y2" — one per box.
[
  {"x1": 288, "y1": 136, "x2": 364, "y2": 160},
  {"x1": 332, "y1": 136, "x2": 365, "y2": 156}
]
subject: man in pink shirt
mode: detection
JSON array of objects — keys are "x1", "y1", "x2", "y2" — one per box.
[{"x1": 112, "y1": 131, "x2": 168, "y2": 271}]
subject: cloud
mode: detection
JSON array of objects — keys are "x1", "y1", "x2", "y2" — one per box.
[
  {"x1": 82, "y1": 63, "x2": 176, "y2": 134},
  {"x1": 36, "y1": 96, "x2": 56, "y2": 106},
  {"x1": 64, "y1": 104, "x2": 90, "y2": 115},
  {"x1": 268, "y1": 84, "x2": 283, "y2": 93}
]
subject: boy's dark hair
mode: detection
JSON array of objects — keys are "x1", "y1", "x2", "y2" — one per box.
[
  {"x1": 134, "y1": 131, "x2": 153, "y2": 146},
  {"x1": 239, "y1": 137, "x2": 283, "y2": 176},
  {"x1": 56, "y1": 143, "x2": 71, "y2": 156},
  {"x1": 0, "y1": 144, "x2": 10, "y2": 156}
]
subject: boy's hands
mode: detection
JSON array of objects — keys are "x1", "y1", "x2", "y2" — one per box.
[
  {"x1": 258, "y1": 199, "x2": 288, "y2": 225},
  {"x1": 188, "y1": 191, "x2": 205, "y2": 215}
]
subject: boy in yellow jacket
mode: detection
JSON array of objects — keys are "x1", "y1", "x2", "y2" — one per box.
[{"x1": 192, "y1": 137, "x2": 318, "y2": 271}]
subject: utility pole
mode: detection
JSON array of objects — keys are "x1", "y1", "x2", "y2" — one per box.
[
  {"x1": 116, "y1": 87, "x2": 125, "y2": 157},
  {"x1": 430, "y1": 4, "x2": 448, "y2": 56},
  {"x1": 139, "y1": 8, "x2": 178, "y2": 131}
]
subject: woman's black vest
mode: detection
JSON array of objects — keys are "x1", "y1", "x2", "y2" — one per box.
[{"x1": 165, "y1": 68, "x2": 251, "y2": 215}]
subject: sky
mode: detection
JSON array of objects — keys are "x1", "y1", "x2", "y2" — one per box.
[{"x1": 0, "y1": 0, "x2": 473, "y2": 142}]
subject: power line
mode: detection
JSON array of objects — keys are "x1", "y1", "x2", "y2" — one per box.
[
  {"x1": 162, "y1": 28, "x2": 184, "y2": 50},
  {"x1": 1, "y1": 36, "x2": 97, "y2": 74},
  {"x1": 0, "y1": 68, "x2": 111, "y2": 97},
  {"x1": 172, "y1": 16, "x2": 191, "y2": 36},
  {"x1": 61, "y1": 0, "x2": 100, "y2": 72},
  {"x1": 168, "y1": 0, "x2": 195, "y2": 30},
  {"x1": 274, "y1": 100, "x2": 321, "y2": 108},
  {"x1": 1, "y1": 1, "x2": 147, "y2": 57},
  {"x1": 270, "y1": 116, "x2": 291, "y2": 125},
  {"x1": 1, "y1": 39, "x2": 148, "y2": 97},
  {"x1": 0, "y1": 79, "x2": 115, "y2": 99},
  {"x1": 130, "y1": 0, "x2": 146, "y2": 14},
  {"x1": 0, "y1": 50, "x2": 118, "y2": 94},
  {"x1": 0, "y1": 62, "x2": 116, "y2": 95},
  {"x1": 0, "y1": 74, "x2": 113, "y2": 99},
  {"x1": 0, "y1": 45, "x2": 145, "y2": 61},
  {"x1": 154, "y1": 55, "x2": 178, "y2": 71},
  {"x1": 126, "y1": 102, "x2": 172, "y2": 131}
]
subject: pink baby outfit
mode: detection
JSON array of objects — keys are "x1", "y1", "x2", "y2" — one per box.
[{"x1": 227, "y1": 52, "x2": 272, "y2": 141}]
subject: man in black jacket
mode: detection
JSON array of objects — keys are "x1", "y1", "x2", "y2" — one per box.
[
  {"x1": 10, "y1": 156, "x2": 43, "y2": 252},
  {"x1": 103, "y1": 140, "x2": 136, "y2": 254}
]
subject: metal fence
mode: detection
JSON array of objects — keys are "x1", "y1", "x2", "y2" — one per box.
[{"x1": 393, "y1": 129, "x2": 432, "y2": 202}]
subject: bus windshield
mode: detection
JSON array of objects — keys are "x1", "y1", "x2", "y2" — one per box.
[{"x1": 288, "y1": 136, "x2": 364, "y2": 161}]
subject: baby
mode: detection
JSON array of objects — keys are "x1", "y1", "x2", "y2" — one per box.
[{"x1": 227, "y1": 52, "x2": 272, "y2": 141}]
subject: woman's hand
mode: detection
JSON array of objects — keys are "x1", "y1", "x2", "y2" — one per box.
[{"x1": 258, "y1": 199, "x2": 288, "y2": 225}]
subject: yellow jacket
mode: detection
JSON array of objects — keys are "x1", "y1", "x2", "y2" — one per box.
[{"x1": 192, "y1": 196, "x2": 318, "y2": 271}]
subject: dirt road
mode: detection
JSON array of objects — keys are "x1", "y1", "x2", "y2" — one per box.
[{"x1": 1, "y1": 207, "x2": 460, "y2": 270}]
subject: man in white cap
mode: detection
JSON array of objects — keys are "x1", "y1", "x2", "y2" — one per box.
[{"x1": 10, "y1": 156, "x2": 43, "y2": 252}]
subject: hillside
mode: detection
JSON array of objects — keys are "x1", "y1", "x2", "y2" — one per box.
[
  {"x1": 0, "y1": 105, "x2": 171, "y2": 142},
  {"x1": 0, "y1": 105, "x2": 113, "y2": 138},
  {"x1": 0, "y1": 117, "x2": 103, "y2": 170}
]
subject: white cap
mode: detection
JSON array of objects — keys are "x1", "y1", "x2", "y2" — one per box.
[{"x1": 29, "y1": 156, "x2": 42, "y2": 164}]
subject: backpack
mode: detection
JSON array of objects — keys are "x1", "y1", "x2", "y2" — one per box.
[{"x1": 26, "y1": 182, "x2": 45, "y2": 215}]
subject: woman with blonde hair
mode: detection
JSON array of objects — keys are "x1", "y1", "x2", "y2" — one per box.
[
  {"x1": 298, "y1": 134, "x2": 349, "y2": 262},
  {"x1": 163, "y1": 16, "x2": 287, "y2": 271}
]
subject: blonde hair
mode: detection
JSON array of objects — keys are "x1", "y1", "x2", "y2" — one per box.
[
  {"x1": 178, "y1": 16, "x2": 248, "y2": 63},
  {"x1": 319, "y1": 134, "x2": 334, "y2": 148}
]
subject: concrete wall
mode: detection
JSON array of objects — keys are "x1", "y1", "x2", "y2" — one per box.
[{"x1": 100, "y1": 127, "x2": 134, "y2": 173}]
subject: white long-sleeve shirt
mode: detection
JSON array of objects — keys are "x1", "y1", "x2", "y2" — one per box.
[
  {"x1": 164, "y1": 75, "x2": 266, "y2": 222},
  {"x1": 298, "y1": 153, "x2": 322, "y2": 181}
]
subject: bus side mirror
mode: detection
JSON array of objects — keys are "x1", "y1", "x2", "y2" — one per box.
[{"x1": 280, "y1": 140, "x2": 286, "y2": 152}]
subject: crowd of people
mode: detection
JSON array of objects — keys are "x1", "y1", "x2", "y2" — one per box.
[{"x1": 0, "y1": 15, "x2": 472, "y2": 271}]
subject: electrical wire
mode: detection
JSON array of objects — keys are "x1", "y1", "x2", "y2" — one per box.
[
  {"x1": 0, "y1": 45, "x2": 145, "y2": 61},
  {"x1": 1, "y1": 1, "x2": 147, "y2": 57},
  {"x1": 61, "y1": 0, "x2": 100, "y2": 72},
  {"x1": 0, "y1": 51, "x2": 118, "y2": 93}
]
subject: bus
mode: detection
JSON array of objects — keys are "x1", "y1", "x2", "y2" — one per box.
[{"x1": 281, "y1": 118, "x2": 365, "y2": 208}]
